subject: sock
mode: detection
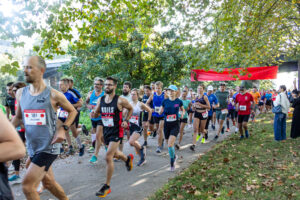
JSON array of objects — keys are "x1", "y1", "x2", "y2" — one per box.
[
  {"x1": 76, "y1": 136, "x2": 82, "y2": 148},
  {"x1": 226, "y1": 120, "x2": 230, "y2": 129},
  {"x1": 69, "y1": 145, "x2": 73, "y2": 149},
  {"x1": 245, "y1": 130, "x2": 248, "y2": 135},
  {"x1": 140, "y1": 146, "x2": 144, "y2": 159},
  {"x1": 168, "y1": 146, "x2": 175, "y2": 159}
]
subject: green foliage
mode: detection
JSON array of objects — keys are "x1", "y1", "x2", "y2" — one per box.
[{"x1": 61, "y1": 31, "x2": 188, "y2": 93}]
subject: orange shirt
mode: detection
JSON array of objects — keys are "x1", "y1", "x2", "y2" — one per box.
[{"x1": 250, "y1": 91, "x2": 261, "y2": 105}]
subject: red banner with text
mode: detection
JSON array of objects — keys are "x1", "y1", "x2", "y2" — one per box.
[{"x1": 191, "y1": 66, "x2": 278, "y2": 81}]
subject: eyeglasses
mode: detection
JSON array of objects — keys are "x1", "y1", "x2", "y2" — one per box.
[
  {"x1": 94, "y1": 83, "x2": 102, "y2": 86},
  {"x1": 183, "y1": 90, "x2": 187, "y2": 92},
  {"x1": 105, "y1": 84, "x2": 114, "y2": 87}
]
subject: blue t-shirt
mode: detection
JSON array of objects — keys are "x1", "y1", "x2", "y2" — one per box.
[
  {"x1": 265, "y1": 93, "x2": 272, "y2": 100},
  {"x1": 152, "y1": 92, "x2": 165, "y2": 117},
  {"x1": 162, "y1": 98, "x2": 183, "y2": 122},
  {"x1": 204, "y1": 93, "x2": 218, "y2": 116},
  {"x1": 59, "y1": 90, "x2": 79, "y2": 119},
  {"x1": 69, "y1": 88, "x2": 81, "y2": 98},
  {"x1": 233, "y1": 92, "x2": 239, "y2": 100},
  {"x1": 90, "y1": 90, "x2": 105, "y2": 121}
]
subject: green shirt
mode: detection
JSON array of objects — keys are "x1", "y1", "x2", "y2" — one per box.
[
  {"x1": 179, "y1": 99, "x2": 191, "y2": 119},
  {"x1": 215, "y1": 90, "x2": 229, "y2": 109},
  {"x1": 0, "y1": 104, "x2": 6, "y2": 114}
]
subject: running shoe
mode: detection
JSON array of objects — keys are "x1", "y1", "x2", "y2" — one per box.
[
  {"x1": 89, "y1": 155, "x2": 98, "y2": 164},
  {"x1": 240, "y1": 135, "x2": 244, "y2": 139},
  {"x1": 152, "y1": 131, "x2": 157, "y2": 138},
  {"x1": 96, "y1": 184, "x2": 111, "y2": 198},
  {"x1": 212, "y1": 124, "x2": 215, "y2": 130},
  {"x1": 67, "y1": 146, "x2": 74, "y2": 155},
  {"x1": 88, "y1": 146, "x2": 95, "y2": 153},
  {"x1": 190, "y1": 144, "x2": 195, "y2": 151},
  {"x1": 82, "y1": 124, "x2": 89, "y2": 136},
  {"x1": 60, "y1": 147, "x2": 64, "y2": 154},
  {"x1": 156, "y1": 147, "x2": 162, "y2": 153},
  {"x1": 143, "y1": 141, "x2": 147, "y2": 147},
  {"x1": 235, "y1": 127, "x2": 239, "y2": 133},
  {"x1": 137, "y1": 158, "x2": 146, "y2": 166},
  {"x1": 8, "y1": 175, "x2": 21, "y2": 184},
  {"x1": 79, "y1": 144, "x2": 85, "y2": 157},
  {"x1": 175, "y1": 144, "x2": 180, "y2": 150},
  {"x1": 214, "y1": 135, "x2": 219, "y2": 140},
  {"x1": 221, "y1": 126, "x2": 225, "y2": 134},
  {"x1": 205, "y1": 132, "x2": 208, "y2": 140},
  {"x1": 245, "y1": 131, "x2": 249, "y2": 138},
  {"x1": 196, "y1": 134, "x2": 201, "y2": 142},
  {"x1": 201, "y1": 137, "x2": 206, "y2": 144},
  {"x1": 226, "y1": 128, "x2": 230, "y2": 133},
  {"x1": 170, "y1": 166, "x2": 175, "y2": 172},
  {"x1": 125, "y1": 154, "x2": 134, "y2": 171}
]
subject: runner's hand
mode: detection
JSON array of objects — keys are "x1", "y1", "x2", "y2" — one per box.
[
  {"x1": 51, "y1": 127, "x2": 65, "y2": 144},
  {"x1": 121, "y1": 121, "x2": 128, "y2": 128}
]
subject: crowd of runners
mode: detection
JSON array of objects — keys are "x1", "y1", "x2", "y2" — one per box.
[{"x1": 1, "y1": 56, "x2": 284, "y2": 199}]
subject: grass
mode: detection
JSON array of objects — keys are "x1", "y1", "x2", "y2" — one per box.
[
  {"x1": 79, "y1": 109, "x2": 92, "y2": 130},
  {"x1": 150, "y1": 113, "x2": 300, "y2": 200}
]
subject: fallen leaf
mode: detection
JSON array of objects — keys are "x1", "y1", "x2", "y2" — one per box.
[
  {"x1": 223, "y1": 158, "x2": 229, "y2": 163},
  {"x1": 227, "y1": 190, "x2": 234, "y2": 196},
  {"x1": 194, "y1": 190, "x2": 201, "y2": 196},
  {"x1": 177, "y1": 194, "x2": 184, "y2": 199}
]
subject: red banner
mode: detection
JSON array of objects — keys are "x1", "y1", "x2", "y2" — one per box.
[{"x1": 191, "y1": 66, "x2": 278, "y2": 81}]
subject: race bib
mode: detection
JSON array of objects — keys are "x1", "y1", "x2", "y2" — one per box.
[
  {"x1": 102, "y1": 116, "x2": 114, "y2": 127},
  {"x1": 221, "y1": 109, "x2": 228, "y2": 114},
  {"x1": 129, "y1": 116, "x2": 139, "y2": 125},
  {"x1": 166, "y1": 114, "x2": 177, "y2": 122},
  {"x1": 202, "y1": 111, "x2": 208, "y2": 118},
  {"x1": 59, "y1": 110, "x2": 69, "y2": 118},
  {"x1": 24, "y1": 109, "x2": 46, "y2": 125},
  {"x1": 155, "y1": 106, "x2": 161, "y2": 113},
  {"x1": 239, "y1": 105, "x2": 247, "y2": 111}
]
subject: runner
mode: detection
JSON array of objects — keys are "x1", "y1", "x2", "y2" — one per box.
[
  {"x1": 86, "y1": 77, "x2": 105, "y2": 164},
  {"x1": 190, "y1": 85, "x2": 211, "y2": 151},
  {"x1": 258, "y1": 89, "x2": 266, "y2": 113},
  {"x1": 150, "y1": 82, "x2": 156, "y2": 94},
  {"x1": 265, "y1": 90, "x2": 273, "y2": 112},
  {"x1": 128, "y1": 89, "x2": 152, "y2": 166},
  {"x1": 146, "y1": 81, "x2": 166, "y2": 153},
  {"x1": 204, "y1": 85, "x2": 218, "y2": 139},
  {"x1": 12, "y1": 55, "x2": 77, "y2": 200},
  {"x1": 232, "y1": 86, "x2": 240, "y2": 133},
  {"x1": 141, "y1": 85, "x2": 154, "y2": 147},
  {"x1": 0, "y1": 109, "x2": 26, "y2": 200},
  {"x1": 58, "y1": 78, "x2": 85, "y2": 156},
  {"x1": 176, "y1": 88, "x2": 191, "y2": 149},
  {"x1": 4, "y1": 82, "x2": 15, "y2": 119},
  {"x1": 226, "y1": 89, "x2": 236, "y2": 132},
  {"x1": 8, "y1": 82, "x2": 27, "y2": 184},
  {"x1": 187, "y1": 88, "x2": 194, "y2": 127},
  {"x1": 235, "y1": 86, "x2": 254, "y2": 139},
  {"x1": 120, "y1": 81, "x2": 133, "y2": 152},
  {"x1": 250, "y1": 86, "x2": 261, "y2": 122},
  {"x1": 93, "y1": 76, "x2": 134, "y2": 198},
  {"x1": 159, "y1": 85, "x2": 185, "y2": 171},
  {"x1": 211, "y1": 88, "x2": 217, "y2": 130},
  {"x1": 214, "y1": 82, "x2": 229, "y2": 140}
]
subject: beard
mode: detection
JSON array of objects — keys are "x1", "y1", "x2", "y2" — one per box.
[
  {"x1": 122, "y1": 90, "x2": 129, "y2": 96},
  {"x1": 105, "y1": 88, "x2": 113, "y2": 94},
  {"x1": 25, "y1": 75, "x2": 34, "y2": 83}
]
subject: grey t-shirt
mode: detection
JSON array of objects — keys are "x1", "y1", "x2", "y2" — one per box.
[{"x1": 215, "y1": 90, "x2": 229, "y2": 110}]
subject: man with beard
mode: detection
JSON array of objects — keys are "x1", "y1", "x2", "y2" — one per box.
[
  {"x1": 94, "y1": 77, "x2": 134, "y2": 198},
  {"x1": 12, "y1": 56, "x2": 77, "y2": 200},
  {"x1": 86, "y1": 77, "x2": 105, "y2": 163},
  {"x1": 5, "y1": 82, "x2": 15, "y2": 119},
  {"x1": 119, "y1": 81, "x2": 132, "y2": 152}
]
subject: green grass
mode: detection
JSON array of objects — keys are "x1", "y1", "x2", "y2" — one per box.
[
  {"x1": 150, "y1": 114, "x2": 300, "y2": 200},
  {"x1": 79, "y1": 109, "x2": 92, "y2": 130}
]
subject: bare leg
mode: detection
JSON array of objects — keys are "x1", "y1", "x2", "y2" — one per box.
[
  {"x1": 105, "y1": 142, "x2": 119, "y2": 186},
  {"x1": 128, "y1": 132, "x2": 142, "y2": 157},
  {"x1": 157, "y1": 120, "x2": 164, "y2": 147},
  {"x1": 94, "y1": 125, "x2": 103, "y2": 157},
  {"x1": 217, "y1": 120, "x2": 224, "y2": 136},
  {"x1": 200, "y1": 119, "x2": 207, "y2": 137},
  {"x1": 178, "y1": 122, "x2": 186, "y2": 145},
  {"x1": 192, "y1": 118, "x2": 200, "y2": 145}
]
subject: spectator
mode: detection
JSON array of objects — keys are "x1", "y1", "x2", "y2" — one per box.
[
  {"x1": 4, "y1": 82, "x2": 15, "y2": 119},
  {"x1": 273, "y1": 85, "x2": 290, "y2": 141},
  {"x1": 0, "y1": 109, "x2": 26, "y2": 200},
  {"x1": 291, "y1": 90, "x2": 300, "y2": 139}
]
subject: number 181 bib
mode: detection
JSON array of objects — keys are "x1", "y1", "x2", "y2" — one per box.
[{"x1": 24, "y1": 109, "x2": 46, "y2": 125}]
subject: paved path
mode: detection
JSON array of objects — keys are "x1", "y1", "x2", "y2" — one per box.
[{"x1": 12, "y1": 124, "x2": 235, "y2": 200}]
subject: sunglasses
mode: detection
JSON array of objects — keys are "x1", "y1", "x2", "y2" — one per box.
[{"x1": 105, "y1": 84, "x2": 114, "y2": 87}]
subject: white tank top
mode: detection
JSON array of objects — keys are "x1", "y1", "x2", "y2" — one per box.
[{"x1": 130, "y1": 101, "x2": 142, "y2": 125}]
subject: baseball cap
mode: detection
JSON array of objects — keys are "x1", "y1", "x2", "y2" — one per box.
[
  {"x1": 207, "y1": 85, "x2": 214, "y2": 91},
  {"x1": 167, "y1": 85, "x2": 178, "y2": 91}
]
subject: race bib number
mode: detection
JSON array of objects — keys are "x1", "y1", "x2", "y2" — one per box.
[
  {"x1": 59, "y1": 110, "x2": 69, "y2": 118},
  {"x1": 24, "y1": 109, "x2": 46, "y2": 125},
  {"x1": 155, "y1": 106, "x2": 161, "y2": 113},
  {"x1": 221, "y1": 109, "x2": 228, "y2": 114},
  {"x1": 239, "y1": 105, "x2": 247, "y2": 111},
  {"x1": 129, "y1": 116, "x2": 139, "y2": 125},
  {"x1": 202, "y1": 111, "x2": 208, "y2": 118},
  {"x1": 166, "y1": 114, "x2": 177, "y2": 122},
  {"x1": 102, "y1": 116, "x2": 114, "y2": 127}
]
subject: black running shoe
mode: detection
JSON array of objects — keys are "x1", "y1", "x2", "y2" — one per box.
[
  {"x1": 143, "y1": 141, "x2": 147, "y2": 147},
  {"x1": 79, "y1": 144, "x2": 85, "y2": 157},
  {"x1": 214, "y1": 135, "x2": 219, "y2": 140},
  {"x1": 175, "y1": 144, "x2": 180, "y2": 150},
  {"x1": 152, "y1": 131, "x2": 157, "y2": 138},
  {"x1": 67, "y1": 146, "x2": 74, "y2": 155},
  {"x1": 82, "y1": 124, "x2": 89, "y2": 136},
  {"x1": 205, "y1": 132, "x2": 208, "y2": 140},
  {"x1": 190, "y1": 144, "x2": 195, "y2": 151},
  {"x1": 96, "y1": 184, "x2": 111, "y2": 198},
  {"x1": 125, "y1": 154, "x2": 134, "y2": 171}
]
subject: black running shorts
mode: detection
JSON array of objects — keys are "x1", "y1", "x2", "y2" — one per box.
[
  {"x1": 180, "y1": 118, "x2": 188, "y2": 123},
  {"x1": 129, "y1": 123, "x2": 143, "y2": 136},
  {"x1": 30, "y1": 152, "x2": 58, "y2": 171},
  {"x1": 194, "y1": 111, "x2": 208, "y2": 120},
  {"x1": 91, "y1": 119, "x2": 103, "y2": 129},
  {"x1": 164, "y1": 121, "x2": 180, "y2": 140},
  {"x1": 238, "y1": 115, "x2": 250, "y2": 124},
  {"x1": 153, "y1": 116, "x2": 164, "y2": 124}
]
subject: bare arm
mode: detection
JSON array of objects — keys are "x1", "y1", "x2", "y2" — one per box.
[
  {"x1": 159, "y1": 106, "x2": 164, "y2": 115},
  {"x1": 119, "y1": 97, "x2": 133, "y2": 121},
  {"x1": 11, "y1": 89, "x2": 23, "y2": 128},
  {"x1": 141, "y1": 103, "x2": 152, "y2": 121},
  {"x1": 180, "y1": 106, "x2": 185, "y2": 119},
  {"x1": 146, "y1": 94, "x2": 153, "y2": 107},
  {"x1": 73, "y1": 98, "x2": 83, "y2": 108},
  {"x1": 85, "y1": 92, "x2": 92, "y2": 105},
  {"x1": 0, "y1": 110, "x2": 26, "y2": 162},
  {"x1": 203, "y1": 96, "x2": 211, "y2": 110}
]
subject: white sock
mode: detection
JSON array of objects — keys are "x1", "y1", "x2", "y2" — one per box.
[{"x1": 76, "y1": 136, "x2": 82, "y2": 148}]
